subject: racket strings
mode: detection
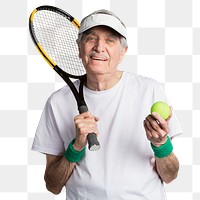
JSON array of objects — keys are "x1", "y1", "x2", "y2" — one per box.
[{"x1": 33, "y1": 10, "x2": 85, "y2": 76}]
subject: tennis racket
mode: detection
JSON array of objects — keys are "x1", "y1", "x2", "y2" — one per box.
[{"x1": 29, "y1": 5, "x2": 100, "y2": 151}]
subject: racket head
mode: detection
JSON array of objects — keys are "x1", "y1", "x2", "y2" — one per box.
[{"x1": 29, "y1": 5, "x2": 86, "y2": 79}]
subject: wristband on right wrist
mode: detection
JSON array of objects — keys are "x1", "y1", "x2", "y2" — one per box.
[
  {"x1": 151, "y1": 136, "x2": 173, "y2": 158},
  {"x1": 64, "y1": 139, "x2": 86, "y2": 163}
]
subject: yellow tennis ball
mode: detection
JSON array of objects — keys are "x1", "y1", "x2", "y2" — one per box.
[{"x1": 151, "y1": 101, "x2": 170, "y2": 120}]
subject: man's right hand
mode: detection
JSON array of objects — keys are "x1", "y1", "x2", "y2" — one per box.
[{"x1": 73, "y1": 112, "x2": 99, "y2": 151}]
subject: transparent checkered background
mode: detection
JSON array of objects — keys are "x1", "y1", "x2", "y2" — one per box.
[{"x1": 0, "y1": 0, "x2": 199, "y2": 199}]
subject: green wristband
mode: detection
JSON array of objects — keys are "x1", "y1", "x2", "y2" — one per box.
[
  {"x1": 64, "y1": 139, "x2": 86, "y2": 163},
  {"x1": 151, "y1": 136, "x2": 173, "y2": 158}
]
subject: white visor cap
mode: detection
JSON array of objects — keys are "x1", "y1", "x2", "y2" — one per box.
[{"x1": 79, "y1": 13, "x2": 127, "y2": 39}]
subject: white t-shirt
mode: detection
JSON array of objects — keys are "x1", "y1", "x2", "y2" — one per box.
[{"x1": 32, "y1": 72, "x2": 182, "y2": 200}]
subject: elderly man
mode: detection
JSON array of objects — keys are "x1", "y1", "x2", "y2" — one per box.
[{"x1": 32, "y1": 9, "x2": 182, "y2": 200}]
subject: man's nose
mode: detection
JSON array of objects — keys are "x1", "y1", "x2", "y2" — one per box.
[{"x1": 93, "y1": 39, "x2": 105, "y2": 52}]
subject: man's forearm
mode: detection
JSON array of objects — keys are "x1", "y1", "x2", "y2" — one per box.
[
  {"x1": 155, "y1": 152, "x2": 179, "y2": 184},
  {"x1": 44, "y1": 156, "x2": 76, "y2": 194}
]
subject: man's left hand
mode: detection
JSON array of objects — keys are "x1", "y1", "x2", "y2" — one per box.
[{"x1": 143, "y1": 107, "x2": 172, "y2": 147}]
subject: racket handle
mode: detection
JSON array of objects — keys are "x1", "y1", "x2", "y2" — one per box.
[
  {"x1": 79, "y1": 105, "x2": 100, "y2": 151},
  {"x1": 87, "y1": 133, "x2": 100, "y2": 151}
]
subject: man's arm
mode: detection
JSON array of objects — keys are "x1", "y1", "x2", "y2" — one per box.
[
  {"x1": 155, "y1": 152, "x2": 179, "y2": 183},
  {"x1": 144, "y1": 109, "x2": 180, "y2": 183},
  {"x1": 44, "y1": 154, "x2": 76, "y2": 194},
  {"x1": 44, "y1": 112, "x2": 99, "y2": 194}
]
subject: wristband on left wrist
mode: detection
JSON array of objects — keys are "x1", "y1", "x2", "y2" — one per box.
[{"x1": 151, "y1": 136, "x2": 173, "y2": 158}]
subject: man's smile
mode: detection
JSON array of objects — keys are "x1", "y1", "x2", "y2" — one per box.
[{"x1": 90, "y1": 56, "x2": 108, "y2": 61}]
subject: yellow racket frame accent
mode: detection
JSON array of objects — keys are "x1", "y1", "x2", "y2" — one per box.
[
  {"x1": 36, "y1": 43, "x2": 56, "y2": 68},
  {"x1": 30, "y1": 9, "x2": 37, "y2": 22},
  {"x1": 72, "y1": 18, "x2": 80, "y2": 29}
]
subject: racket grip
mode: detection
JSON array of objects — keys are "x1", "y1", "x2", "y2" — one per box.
[
  {"x1": 79, "y1": 105, "x2": 100, "y2": 151},
  {"x1": 87, "y1": 133, "x2": 100, "y2": 151}
]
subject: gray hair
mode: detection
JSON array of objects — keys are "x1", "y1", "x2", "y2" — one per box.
[{"x1": 77, "y1": 9, "x2": 128, "y2": 49}]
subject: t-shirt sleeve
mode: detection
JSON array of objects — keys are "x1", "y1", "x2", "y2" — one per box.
[
  {"x1": 152, "y1": 81, "x2": 183, "y2": 139},
  {"x1": 32, "y1": 96, "x2": 65, "y2": 156}
]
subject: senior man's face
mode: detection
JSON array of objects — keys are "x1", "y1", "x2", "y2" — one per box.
[{"x1": 78, "y1": 26, "x2": 127, "y2": 76}]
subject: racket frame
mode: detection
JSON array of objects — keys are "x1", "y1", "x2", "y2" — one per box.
[{"x1": 29, "y1": 5, "x2": 100, "y2": 151}]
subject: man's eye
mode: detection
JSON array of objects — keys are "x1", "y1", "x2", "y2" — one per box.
[
  {"x1": 86, "y1": 36, "x2": 96, "y2": 41},
  {"x1": 107, "y1": 39, "x2": 114, "y2": 43},
  {"x1": 106, "y1": 38, "x2": 116, "y2": 43}
]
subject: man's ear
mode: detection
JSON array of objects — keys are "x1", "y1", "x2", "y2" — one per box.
[{"x1": 119, "y1": 46, "x2": 128, "y2": 64}]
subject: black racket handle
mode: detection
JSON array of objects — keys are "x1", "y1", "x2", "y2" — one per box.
[{"x1": 79, "y1": 105, "x2": 100, "y2": 151}]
